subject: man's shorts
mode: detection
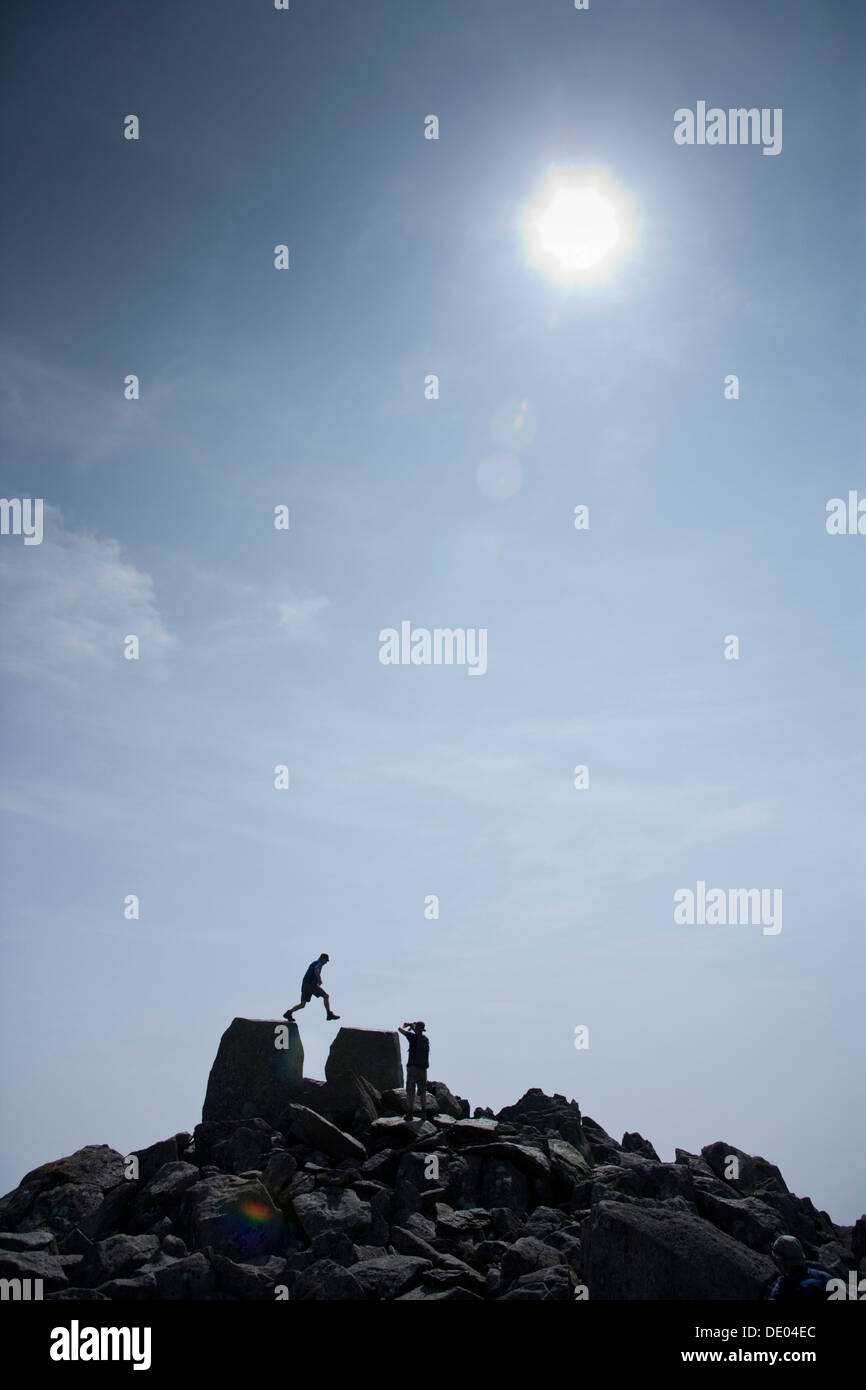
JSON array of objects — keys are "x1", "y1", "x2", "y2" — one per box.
[
  {"x1": 301, "y1": 983, "x2": 326, "y2": 1003},
  {"x1": 406, "y1": 1065, "x2": 428, "y2": 1088}
]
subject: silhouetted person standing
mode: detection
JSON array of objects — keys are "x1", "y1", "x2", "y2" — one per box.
[
  {"x1": 284, "y1": 953, "x2": 340, "y2": 1022},
  {"x1": 398, "y1": 1021, "x2": 429, "y2": 1121}
]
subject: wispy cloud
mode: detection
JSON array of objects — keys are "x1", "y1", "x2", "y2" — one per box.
[{"x1": 0, "y1": 506, "x2": 176, "y2": 683}]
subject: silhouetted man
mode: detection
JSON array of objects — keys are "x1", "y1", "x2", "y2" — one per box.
[
  {"x1": 766, "y1": 1234, "x2": 833, "y2": 1301},
  {"x1": 398, "y1": 1021, "x2": 429, "y2": 1121},
  {"x1": 284, "y1": 953, "x2": 340, "y2": 1022}
]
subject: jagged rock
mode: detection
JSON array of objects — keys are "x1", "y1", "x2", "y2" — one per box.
[
  {"x1": 96, "y1": 1274, "x2": 157, "y2": 1300},
  {"x1": 139, "y1": 1161, "x2": 200, "y2": 1210},
  {"x1": 0, "y1": 1146, "x2": 125, "y2": 1237},
  {"x1": 202, "y1": 1018, "x2": 303, "y2": 1126},
  {"x1": 622, "y1": 1132, "x2": 660, "y2": 1161},
  {"x1": 497, "y1": 1091, "x2": 586, "y2": 1153},
  {"x1": 162, "y1": 1235, "x2": 187, "y2": 1258},
  {"x1": 285, "y1": 1105, "x2": 366, "y2": 1164},
  {"x1": 325, "y1": 1028, "x2": 403, "y2": 1092},
  {"x1": 479, "y1": 1158, "x2": 531, "y2": 1215},
  {"x1": 499, "y1": 1264, "x2": 573, "y2": 1300},
  {"x1": 0, "y1": 1248, "x2": 68, "y2": 1291},
  {"x1": 261, "y1": 1151, "x2": 299, "y2": 1207},
  {"x1": 211, "y1": 1122, "x2": 274, "y2": 1175},
  {"x1": 853, "y1": 1215, "x2": 866, "y2": 1263},
  {"x1": 45, "y1": 1288, "x2": 110, "y2": 1300},
  {"x1": 182, "y1": 1175, "x2": 286, "y2": 1261},
  {"x1": 303, "y1": 1074, "x2": 381, "y2": 1129},
  {"x1": 131, "y1": 1138, "x2": 178, "y2": 1185},
  {"x1": 701, "y1": 1142, "x2": 788, "y2": 1196},
  {"x1": 449, "y1": 1117, "x2": 500, "y2": 1146},
  {"x1": 347, "y1": 1253, "x2": 431, "y2": 1299},
  {"x1": 399, "y1": 1283, "x2": 483, "y2": 1301},
  {"x1": 293, "y1": 1258, "x2": 366, "y2": 1300},
  {"x1": 292, "y1": 1187, "x2": 388, "y2": 1246},
  {"x1": 153, "y1": 1252, "x2": 216, "y2": 1299},
  {"x1": 368, "y1": 1117, "x2": 421, "y2": 1151},
  {"x1": 694, "y1": 1190, "x2": 783, "y2": 1251},
  {"x1": 547, "y1": 1137, "x2": 592, "y2": 1189},
  {"x1": 0, "y1": 1229, "x2": 55, "y2": 1252},
  {"x1": 428, "y1": 1082, "x2": 465, "y2": 1120},
  {"x1": 81, "y1": 1233, "x2": 159, "y2": 1285},
  {"x1": 210, "y1": 1251, "x2": 284, "y2": 1299},
  {"x1": 501, "y1": 1236, "x2": 565, "y2": 1283},
  {"x1": 524, "y1": 1206, "x2": 568, "y2": 1240},
  {"x1": 583, "y1": 1200, "x2": 775, "y2": 1299}
]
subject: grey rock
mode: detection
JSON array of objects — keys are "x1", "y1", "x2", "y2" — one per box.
[
  {"x1": 292, "y1": 1187, "x2": 387, "y2": 1246},
  {"x1": 0, "y1": 1229, "x2": 55, "y2": 1252},
  {"x1": 347, "y1": 1253, "x2": 431, "y2": 1300},
  {"x1": 501, "y1": 1236, "x2": 565, "y2": 1283},
  {"x1": 183, "y1": 1175, "x2": 286, "y2": 1261},
  {"x1": 97, "y1": 1273, "x2": 158, "y2": 1300},
  {"x1": 326, "y1": 1028, "x2": 403, "y2": 1093},
  {"x1": 694, "y1": 1190, "x2": 783, "y2": 1251},
  {"x1": 202, "y1": 1017, "x2": 303, "y2": 1125},
  {"x1": 701, "y1": 1142, "x2": 788, "y2": 1196},
  {"x1": 154, "y1": 1252, "x2": 217, "y2": 1299},
  {"x1": 210, "y1": 1251, "x2": 283, "y2": 1299},
  {"x1": 286, "y1": 1105, "x2": 366, "y2": 1164},
  {"x1": 130, "y1": 1138, "x2": 178, "y2": 1186},
  {"x1": 0, "y1": 1248, "x2": 68, "y2": 1291},
  {"x1": 140, "y1": 1161, "x2": 199, "y2": 1208},
  {"x1": 82, "y1": 1234, "x2": 159, "y2": 1285},
  {"x1": 583, "y1": 1200, "x2": 776, "y2": 1299},
  {"x1": 293, "y1": 1258, "x2": 367, "y2": 1301},
  {"x1": 261, "y1": 1151, "x2": 299, "y2": 1206},
  {"x1": 622, "y1": 1131, "x2": 660, "y2": 1161},
  {"x1": 428, "y1": 1082, "x2": 464, "y2": 1120},
  {"x1": 500, "y1": 1264, "x2": 573, "y2": 1300},
  {"x1": 449, "y1": 1117, "x2": 500, "y2": 1146}
]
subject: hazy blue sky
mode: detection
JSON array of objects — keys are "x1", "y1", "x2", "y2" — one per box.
[{"x1": 1, "y1": 0, "x2": 863, "y2": 1224}]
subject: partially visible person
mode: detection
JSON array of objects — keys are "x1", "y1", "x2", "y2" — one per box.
[
  {"x1": 766, "y1": 1234, "x2": 833, "y2": 1301},
  {"x1": 398, "y1": 1021, "x2": 429, "y2": 1122}
]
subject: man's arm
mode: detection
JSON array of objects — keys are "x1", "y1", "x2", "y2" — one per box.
[{"x1": 398, "y1": 1026, "x2": 412, "y2": 1039}]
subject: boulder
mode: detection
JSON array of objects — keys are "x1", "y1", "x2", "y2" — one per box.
[
  {"x1": 347, "y1": 1253, "x2": 431, "y2": 1300},
  {"x1": 622, "y1": 1132, "x2": 660, "y2": 1161},
  {"x1": 701, "y1": 1142, "x2": 788, "y2": 1196},
  {"x1": 325, "y1": 1028, "x2": 403, "y2": 1092},
  {"x1": 182, "y1": 1175, "x2": 286, "y2": 1261},
  {"x1": 292, "y1": 1258, "x2": 366, "y2": 1301},
  {"x1": 292, "y1": 1188, "x2": 388, "y2": 1246},
  {"x1": 0, "y1": 1248, "x2": 68, "y2": 1291},
  {"x1": 583, "y1": 1200, "x2": 775, "y2": 1299},
  {"x1": 202, "y1": 1018, "x2": 303, "y2": 1125},
  {"x1": 153, "y1": 1252, "x2": 216, "y2": 1299},
  {"x1": 285, "y1": 1105, "x2": 366, "y2": 1164}
]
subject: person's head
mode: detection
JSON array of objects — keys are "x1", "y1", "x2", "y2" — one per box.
[
  {"x1": 319, "y1": 953, "x2": 329, "y2": 963},
  {"x1": 414, "y1": 1021, "x2": 425, "y2": 1032},
  {"x1": 771, "y1": 1234, "x2": 805, "y2": 1274}
]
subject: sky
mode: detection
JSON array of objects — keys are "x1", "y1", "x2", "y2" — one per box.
[{"x1": 0, "y1": 0, "x2": 863, "y2": 1225}]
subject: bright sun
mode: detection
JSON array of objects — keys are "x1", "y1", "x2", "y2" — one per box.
[{"x1": 524, "y1": 170, "x2": 633, "y2": 283}]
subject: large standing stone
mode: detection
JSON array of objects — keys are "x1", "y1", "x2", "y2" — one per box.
[
  {"x1": 202, "y1": 1018, "x2": 303, "y2": 1125},
  {"x1": 325, "y1": 1028, "x2": 403, "y2": 1092},
  {"x1": 583, "y1": 1200, "x2": 775, "y2": 1299}
]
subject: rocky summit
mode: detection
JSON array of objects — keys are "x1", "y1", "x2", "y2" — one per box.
[{"x1": 1, "y1": 1020, "x2": 862, "y2": 1302}]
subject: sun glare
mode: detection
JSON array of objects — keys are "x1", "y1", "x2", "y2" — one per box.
[{"x1": 524, "y1": 170, "x2": 633, "y2": 284}]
